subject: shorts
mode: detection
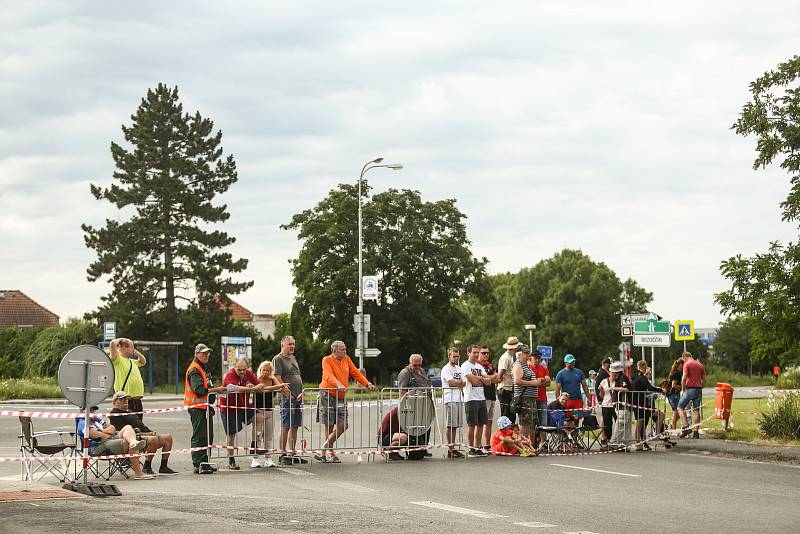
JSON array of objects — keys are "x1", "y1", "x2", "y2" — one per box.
[
  {"x1": 565, "y1": 398, "x2": 584, "y2": 418},
  {"x1": 678, "y1": 388, "x2": 702, "y2": 410},
  {"x1": 91, "y1": 438, "x2": 125, "y2": 456},
  {"x1": 445, "y1": 402, "x2": 464, "y2": 428},
  {"x1": 220, "y1": 408, "x2": 255, "y2": 435},
  {"x1": 536, "y1": 400, "x2": 548, "y2": 427},
  {"x1": 485, "y1": 399, "x2": 496, "y2": 421},
  {"x1": 667, "y1": 392, "x2": 680, "y2": 411},
  {"x1": 465, "y1": 400, "x2": 488, "y2": 426},
  {"x1": 517, "y1": 397, "x2": 538, "y2": 427},
  {"x1": 280, "y1": 397, "x2": 303, "y2": 428},
  {"x1": 317, "y1": 391, "x2": 347, "y2": 425}
]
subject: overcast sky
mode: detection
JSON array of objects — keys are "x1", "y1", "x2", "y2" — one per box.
[{"x1": 2, "y1": 1, "x2": 799, "y2": 331}]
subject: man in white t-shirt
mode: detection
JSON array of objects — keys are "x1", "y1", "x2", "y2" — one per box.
[
  {"x1": 440, "y1": 347, "x2": 465, "y2": 459},
  {"x1": 461, "y1": 344, "x2": 495, "y2": 457},
  {"x1": 496, "y1": 336, "x2": 520, "y2": 423}
]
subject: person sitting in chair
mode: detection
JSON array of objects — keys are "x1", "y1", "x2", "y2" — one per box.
[
  {"x1": 109, "y1": 391, "x2": 177, "y2": 475},
  {"x1": 76, "y1": 406, "x2": 153, "y2": 480}
]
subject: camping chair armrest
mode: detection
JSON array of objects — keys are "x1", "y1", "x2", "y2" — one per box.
[{"x1": 31, "y1": 430, "x2": 75, "y2": 438}]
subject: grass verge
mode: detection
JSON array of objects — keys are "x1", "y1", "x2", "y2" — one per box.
[
  {"x1": 0, "y1": 377, "x2": 62, "y2": 401},
  {"x1": 699, "y1": 397, "x2": 800, "y2": 446}
]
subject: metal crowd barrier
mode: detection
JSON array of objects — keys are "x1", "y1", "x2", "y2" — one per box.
[{"x1": 208, "y1": 392, "x2": 285, "y2": 468}]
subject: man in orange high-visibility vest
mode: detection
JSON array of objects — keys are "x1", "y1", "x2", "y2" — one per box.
[{"x1": 185, "y1": 343, "x2": 226, "y2": 473}]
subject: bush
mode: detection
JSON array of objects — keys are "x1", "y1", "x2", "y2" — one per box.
[
  {"x1": 758, "y1": 392, "x2": 800, "y2": 440},
  {"x1": 704, "y1": 364, "x2": 772, "y2": 387},
  {"x1": 0, "y1": 377, "x2": 62, "y2": 401},
  {"x1": 775, "y1": 367, "x2": 800, "y2": 389},
  {"x1": 0, "y1": 326, "x2": 42, "y2": 378}
]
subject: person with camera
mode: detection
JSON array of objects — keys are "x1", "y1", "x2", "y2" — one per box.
[{"x1": 109, "y1": 337, "x2": 147, "y2": 419}]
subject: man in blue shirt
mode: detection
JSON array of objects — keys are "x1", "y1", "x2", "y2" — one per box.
[{"x1": 554, "y1": 354, "x2": 591, "y2": 413}]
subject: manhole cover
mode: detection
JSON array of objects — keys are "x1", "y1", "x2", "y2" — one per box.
[{"x1": 0, "y1": 489, "x2": 84, "y2": 502}]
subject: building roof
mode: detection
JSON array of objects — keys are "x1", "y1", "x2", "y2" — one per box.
[
  {"x1": 0, "y1": 290, "x2": 59, "y2": 329},
  {"x1": 215, "y1": 296, "x2": 254, "y2": 322}
]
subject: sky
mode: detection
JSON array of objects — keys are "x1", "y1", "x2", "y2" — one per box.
[{"x1": 1, "y1": 1, "x2": 799, "y2": 331}]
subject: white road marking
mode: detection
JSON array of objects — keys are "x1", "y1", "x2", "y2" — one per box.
[
  {"x1": 549, "y1": 463, "x2": 641, "y2": 478},
  {"x1": 0, "y1": 475, "x2": 24, "y2": 481},
  {"x1": 562, "y1": 531, "x2": 600, "y2": 534},
  {"x1": 410, "y1": 501, "x2": 508, "y2": 519},
  {"x1": 515, "y1": 521, "x2": 557, "y2": 528},
  {"x1": 278, "y1": 467, "x2": 315, "y2": 476},
  {"x1": 327, "y1": 481, "x2": 376, "y2": 493}
]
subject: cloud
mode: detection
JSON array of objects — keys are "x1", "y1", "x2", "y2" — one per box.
[{"x1": 1, "y1": 1, "x2": 799, "y2": 330}]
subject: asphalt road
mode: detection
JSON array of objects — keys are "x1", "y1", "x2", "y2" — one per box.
[{"x1": 1, "y1": 400, "x2": 799, "y2": 533}]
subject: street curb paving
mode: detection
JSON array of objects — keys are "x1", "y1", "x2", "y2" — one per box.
[{"x1": 679, "y1": 437, "x2": 800, "y2": 464}]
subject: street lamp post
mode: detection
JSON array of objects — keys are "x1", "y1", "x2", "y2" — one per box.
[
  {"x1": 357, "y1": 157, "x2": 403, "y2": 370},
  {"x1": 524, "y1": 324, "x2": 536, "y2": 350}
]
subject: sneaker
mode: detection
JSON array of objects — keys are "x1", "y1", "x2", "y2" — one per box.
[
  {"x1": 679, "y1": 428, "x2": 691, "y2": 438},
  {"x1": 482, "y1": 445, "x2": 491, "y2": 452},
  {"x1": 142, "y1": 466, "x2": 155, "y2": 476},
  {"x1": 423, "y1": 451, "x2": 432, "y2": 457},
  {"x1": 264, "y1": 457, "x2": 276, "y2": 468},
  {"x1": 134, "y1": 473, "x2": 155, "y2": 480},
  {"x1": 228, "y1": 462, "x2": 240, "y2": 470},
  {"x1": 250, "y1": 457, "x2": 263, "y2": 468},
  {"x1": 468, "y1": 448, "x2": 487, "y2": 458},
  {"x1": 280, "y1": 454, "x2": 294, "y2": 466},
  {"x1": 209, "y1": 463, "x2": 218, "y2": 472},
  {"x1": 447, "y1": 450, "x2": 465, "y2": 459},
  {"x1": 692, "y1": 430, "x2": 700, "y2": 439},
  {"x1": 158, "y1": 466, "x2": 178, "y2": 475},
  {"x1": 131, "y1": 439, "x2": 148, "y2": 452},
  {"x1": 198, "y1": 464, "x2": 214, "y2": 474},
  {"x1": 327, "y1": 455, "x2": 341, "y2": 463},
  {"x1": 387, "y1": 452, "x2": 404, "y2": 461},
  {"x1": 313, "y1": 453, "x2": 328, "y2": 463}
]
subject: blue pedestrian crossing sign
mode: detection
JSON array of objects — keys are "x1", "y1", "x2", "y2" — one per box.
[
  {"x1": 674, "y1": 320, "x2": 695, "y2": 341},
  {"x1": 536, "y1": 345, "x2": 553, "y2": 361}
]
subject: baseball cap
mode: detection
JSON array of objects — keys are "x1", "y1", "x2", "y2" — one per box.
[
  {"x1": 194, "y1": 343, "x2": 212, "y2": 354},
  {"x1": 497, "y1": 416, "x2": 512, "y2": 430},
  {"x1": 531, "y1": 349, "x2": 542, "y2": 357},
  {"x1": 112, "y1": 391, "x2": 129, "y2": 401},
  {"x1": 564, "y1": 354, "x2": 575, "y2": 364},
  {"x1": 516, "y1": 344, "x2": 531, "y2": 356},
  {"x1": 602, "y1": 357, "x2": 613, "y2": 365}
]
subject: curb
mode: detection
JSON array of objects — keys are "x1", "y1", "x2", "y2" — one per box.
[{"x1": 678, "y1": 438, "x2": 800, "y2": 464}]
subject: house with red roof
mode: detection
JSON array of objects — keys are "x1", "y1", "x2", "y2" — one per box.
[{"x1": 0, "y1": 290, "x2": 59, "y2": 329}]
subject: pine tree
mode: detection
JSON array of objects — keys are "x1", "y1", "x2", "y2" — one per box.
[{"x1": 82, "y1": 83, "x2": 252, "y2": 339}]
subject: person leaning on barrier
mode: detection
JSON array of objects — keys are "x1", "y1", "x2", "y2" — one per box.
[
  {"x1": 440, "y1": 347, "x2": 465, "y2": 459},
  {"x1": 271, "y1": 335, "x2": 307, "y2": 465},
  {"x1": 219, "y1": 357, "x2": 263, "y2": 470},
  {"x1": 397, "y1": 353, "x2": 432, "y2": 396},
  {"x1": 630, "y1": 360, "x2": 667, "y2": 451},
  {"x1": 477, "y1": 346, "x2": 499, "y2": 451},
  {"x1": 496, "y1": 336, "x2": 521, "y2": 422},
  {"x1": 185, "y1": 343, "x2": 227, "y2": 474},
  {"x1": 109, "y1": 337, "x2": 147, "y2": 420},
  {"x1": 378, "y1": 407, "x2": 408, "y2": 461},
  {"x1": 316, "y1": 340, "x2": 376, "y2": 463},
  {"x1": 109, "y1": 390, "x2": 177, "y2": 475},
  {"x1": 253, "y1": 360, "x2": 291, "y2": 468},
  {"x1": 604, "y1": 361, "x2": 632, "y2": 449},
  {"x1": 77, "y1": 406, "x2": 152, "y2": 480}
]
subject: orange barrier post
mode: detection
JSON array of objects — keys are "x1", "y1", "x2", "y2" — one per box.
[{"x1": 714, "y1": 383, "x2": 734, "y2": 431}]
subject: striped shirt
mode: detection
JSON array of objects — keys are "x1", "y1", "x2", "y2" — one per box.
[{"x1": 513, "y1": 360, "x2": 538, "y2": 398}]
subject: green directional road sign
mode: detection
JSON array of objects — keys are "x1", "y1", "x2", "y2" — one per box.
[{"x1": 634, "y1": 318, "x2": 670, "y2": 335}]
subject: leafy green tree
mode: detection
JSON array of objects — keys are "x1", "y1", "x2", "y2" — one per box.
[
  {"x1": 457, "y1": 249, "x2": 653, "y2": 369},
  {"x1": 82, "y1": 83, "x2": 252, "y2": 341},
  {"x1": 716, "y1": 55, "x2": 800, "y2": 367},
  {"x1": 22, "y1": 319, "x2": 98, "y2": 378},
  {"x1": 0, "y1": 326, "x2": 43, "y2": 378},
  {"x1": 282, "y1": 182, "x2": 487, "y2": 381}
]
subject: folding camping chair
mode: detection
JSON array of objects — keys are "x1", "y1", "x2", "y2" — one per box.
[
  {"x1": 74, "y1": 417, "x2": 132, "y2": 481},
  {"x1": 577, "y1": 413, "x2": 602, "y2": 450},
  {"x1": 18, "y1": 416, "x2": 76, "y2": 482}
]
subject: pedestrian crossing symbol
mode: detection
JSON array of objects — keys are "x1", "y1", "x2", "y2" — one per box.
[{"x1": 674, "y1": 320, "x2": 695, "y2": 341}]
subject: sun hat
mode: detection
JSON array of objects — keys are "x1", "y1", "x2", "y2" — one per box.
[
  {"x1": 564, "y1": 354, "x2": 575, "y2": 364},
  {"x1": 502, "y1": 336, "x2": 521, "y2": 349},
  {"x1": 610, "y1": 362, "x2": 623, "y2": 373},
  {"x1": 497, "y1": 416, "x2": 512, "y2": 430}
]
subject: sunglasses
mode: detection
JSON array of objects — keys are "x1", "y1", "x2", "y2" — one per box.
[{"x1": 480, "y1": 352, "x2": 489, "y2": 355}]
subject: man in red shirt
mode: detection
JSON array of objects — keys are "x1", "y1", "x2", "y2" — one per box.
[
  {"x1": 219, "y1": 358, "x2": 263, "y2": 469},
  {"x1": 678, "y1": 352, "x2": 706, "y2": 438},
  {"x1": 378, "y1": 407, "x2": 408, "y2": 460}
]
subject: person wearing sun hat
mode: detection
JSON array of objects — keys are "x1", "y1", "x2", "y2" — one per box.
[
  {"x1": 496, "y1": 336, "x2": 521, "y2": 422},
  {"x1": 554, "y1": 354, "x2": 591, "y2": 415}
]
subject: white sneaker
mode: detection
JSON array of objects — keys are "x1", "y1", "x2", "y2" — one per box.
[
  {"x1": 264, "y1": 457, "x2": 276, "y2": 468},
  {"x1": 250, "y1": 457, "x2": 263, "y2": 468}
]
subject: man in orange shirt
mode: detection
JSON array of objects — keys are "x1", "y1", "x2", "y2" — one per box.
[{"x1": 316, "y1": 340, "x2": 376, "y2": 463}]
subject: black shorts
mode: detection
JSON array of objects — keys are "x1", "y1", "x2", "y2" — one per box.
[
  {"x1": 220, "y1": 408, "x2": 255, "y2": 436},
  {"x1": 465, "y1": 400, "x2": 488, "y2": 426},
  {"x1": 380, "y1": 433, "x2": 392, "y2": 447}
]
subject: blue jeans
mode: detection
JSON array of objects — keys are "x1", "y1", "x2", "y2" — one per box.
[
  {"x1": 677, "y1": 387, "x2": 702, "y2": 410},
  {"x1": 536, "y1": 400, "x2": 548, "y2": 427}
]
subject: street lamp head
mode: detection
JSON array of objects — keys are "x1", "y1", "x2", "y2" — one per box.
[
  {"x1": 386, "y1": 164, "x2": 403, "y2": 170},
  {"x1": 371, "y1": 157, "x2": 384, "y2": 164},
  {"x1": 525, "y1": 324, "x2": 536, "y2": 331}
]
